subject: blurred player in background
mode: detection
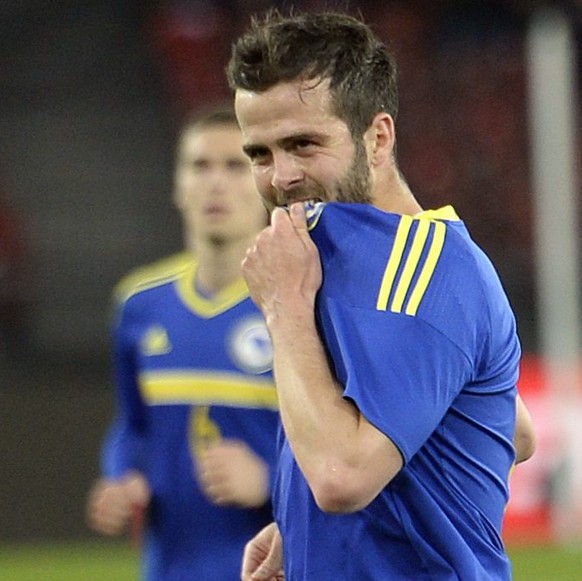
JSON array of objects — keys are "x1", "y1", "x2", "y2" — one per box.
[
  {"x1": 87, "y1": 107, "x2": 278, "y2": 581},
  {"x1": 228, "y1": 10, "x2": 535, "y2": 580}
]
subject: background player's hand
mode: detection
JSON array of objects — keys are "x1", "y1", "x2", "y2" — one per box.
[
  {"x1": 241, "y1": 522, "x2": 284, "y2": 580},
  {"x1": 197, "y1": 439, "x2": 270, "y2": 508},
  {"x1": 86, "y1": 471, "x2": 151, "y2": 536},
  {"x1": 242, "y1": 203, "x2": 322, "y2": 321}
]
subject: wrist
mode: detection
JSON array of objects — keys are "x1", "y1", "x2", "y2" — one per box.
[{"x1": 266, "y1": 297, "x2": 315, "y2": 332}]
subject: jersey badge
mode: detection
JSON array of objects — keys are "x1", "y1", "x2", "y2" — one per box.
[
  {"x1": 304, "y1": 201, "x2": 325, "y2": 231},
  {"x1": 228, "y1": 316, "x2": 273, "y2": 374}
]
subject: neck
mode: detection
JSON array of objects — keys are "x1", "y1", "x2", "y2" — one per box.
[
  {"x1": 188, "y1": 237, "x2": 253, "y2": 296},
  {"x1": 372, "y1": 165, "x2": 423, "y2": 216}
]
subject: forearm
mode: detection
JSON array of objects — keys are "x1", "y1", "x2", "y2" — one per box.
[
  {"x1": 244, "y1": 205, "x2": 401, "y2": 511},
  {"x1": 268, "y1": 301, "x2": 400, "y2": 512}
]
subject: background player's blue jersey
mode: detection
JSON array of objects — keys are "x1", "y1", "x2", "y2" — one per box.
[
  {"x1": 274, "y1": 203, "x2": 520, "y2": 580},
  {"x1": 102, "y1": 253, "x2": 278, "y2": 581}
]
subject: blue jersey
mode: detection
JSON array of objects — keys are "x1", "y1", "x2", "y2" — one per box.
[
  {"x1": 102, "y1": 253, "x2": 279, "y2": 581},
  {"x1": 274, "y1": 203, "x2": 520, "y2": 580}
]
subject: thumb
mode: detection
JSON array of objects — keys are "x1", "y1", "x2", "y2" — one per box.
[{"x1": 288, "y1": 202, "x2": 308, "y2": 232}]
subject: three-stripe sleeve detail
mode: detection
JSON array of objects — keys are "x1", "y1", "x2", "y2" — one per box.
[{"x1": 376, "y1": 217, "x2": 446, "y2": 315}]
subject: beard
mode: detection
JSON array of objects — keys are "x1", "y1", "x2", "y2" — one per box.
[
  {"x1": 266, "y1": 138, "x2": 373, "y2": 212},
  {"x1": 334, "y1": 138, "x2": 373, "y2": 205}
]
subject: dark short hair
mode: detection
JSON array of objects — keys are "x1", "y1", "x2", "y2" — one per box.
[
  {"x1": 179, "y1": 105, "x2": 239, "y2": 136},
  {"x1": 176, "y1": 105, "x2": 240, "y2": 161},
  {"x1": 226, "y1": 10, "x2": 399, "y2": 138}
]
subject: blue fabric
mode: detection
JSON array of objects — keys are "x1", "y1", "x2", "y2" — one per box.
[
  {"x1": 101, "y1": 255, "x2": 279, "y2": 581},
  {"x1": 274, "y1": 203, "x2": 520, "y2": 580}
]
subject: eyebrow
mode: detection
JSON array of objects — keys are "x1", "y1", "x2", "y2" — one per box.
[{"x1": 243, "y1": 132, "x2": 325, "y2": 154}]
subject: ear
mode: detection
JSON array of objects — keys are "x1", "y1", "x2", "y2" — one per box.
[{"x1": 363, "y1": 113, "x2": 395, "y2": 167}]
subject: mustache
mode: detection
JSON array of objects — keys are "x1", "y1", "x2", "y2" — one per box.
[{"x1": 272, "y1": 184, "x2": 327, "y2": 207}]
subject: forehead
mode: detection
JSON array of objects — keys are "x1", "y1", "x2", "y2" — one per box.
[{"x1": 235, "y1": 79, "x2": 348, "y2": 144}]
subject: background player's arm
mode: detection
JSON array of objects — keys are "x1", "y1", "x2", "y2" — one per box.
[
  {"x1": 243, "y1": 205, "x2": 403, "y2": 514},
  {"x1": 88, "y1": 298, "x2": 151, "y2": 536},
  {"x1": 514, "y1": 394, "x2": 535, "y2": 464}
]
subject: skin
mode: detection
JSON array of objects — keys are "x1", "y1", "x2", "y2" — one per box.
[
  {"x1": 235, "y1": 78, "x2": 536, "y2": 580},
  {"x1": 87, "y1": 123, "x2": 271, "y2": 539}
]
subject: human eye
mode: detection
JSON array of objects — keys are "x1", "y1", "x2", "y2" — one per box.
[
  {"x1": 243, "y1": 146, "x2": 271, "y2": 166},
  {"x1": 290, "y1": 136, "x2": 319, "y2": 155},
  {"x1": 187, "y1": 158, "x2": 208, "y2": 173},
  {"x1": 226, "y1": 158, "x2": 249, "y2": 172}
]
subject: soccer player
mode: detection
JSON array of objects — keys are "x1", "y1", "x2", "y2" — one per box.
[
  {"x1": 227, "y1": 11, "x2": 536, "y2": 580},
  {"x1": 86, "y1": 107, "x2": 278, "y2": 581}
]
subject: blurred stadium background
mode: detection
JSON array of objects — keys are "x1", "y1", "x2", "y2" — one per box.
[{"x1": 0, "y1": 0, "x2": 581, "y2": 578}]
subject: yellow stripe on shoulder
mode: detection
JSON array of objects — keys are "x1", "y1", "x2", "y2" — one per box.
[
  {"x1": 376, "y1": 215, "x2": 413, "y2": 311},
  {"x1": 376, "y1": 215, "x2": 447, "y2": 316},
  {"x1": 415, "y1": 205, "x2": 460, "y2": 222},
  {"x1": 139, "y1": 371, "x2": 278, "y2": 410},
  {"x1": 405, "y1": 221, "x2": 445, "y2": 315},
  {"x1": 114, "y1": 252, "x2": 193, "y2": 303}
]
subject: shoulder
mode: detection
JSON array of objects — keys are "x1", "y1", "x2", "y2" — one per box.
[
  {"x1": 113, "y1": 251, "x2": 194, "y2": 305},
  {"x1": 309, "y1": 203, "x2": 460, "y2": 310},
  {"x1": 312, "y1": 203, "x2": 506, "y2": 323}
]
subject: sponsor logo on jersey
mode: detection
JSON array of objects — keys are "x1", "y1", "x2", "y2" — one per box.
[{"x1": 229, "y1": 316, "x2": 273, "y2": 374}]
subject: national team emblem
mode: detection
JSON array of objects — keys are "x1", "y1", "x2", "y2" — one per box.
[
  {"x1": 229, "y1": 316, "x2": 273, "y2": 374},
  {"x1": 304, "y1": 200, "x2": 325, "y2": 231}
]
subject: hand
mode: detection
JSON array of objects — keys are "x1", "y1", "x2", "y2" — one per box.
[
  {"x1": 242, "y1": 203, "x2": 322, "y2": 322},
  {"x1": 197, "y1": 439, "x2": 270, "y2": 508},
  {"x1": 86, "y1": 471, "x2": 151, "y2": 536},
  {"x1": 241, "y1": 522, "x2": 284, "y2": 580}
]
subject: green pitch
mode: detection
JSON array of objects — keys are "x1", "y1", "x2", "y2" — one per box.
[
  {"x1": 0, "y1": 541, "x2": 581, "y2": 580},
  {"x1": 0, "y1": 540, "x2": 138, "y2": 581}
]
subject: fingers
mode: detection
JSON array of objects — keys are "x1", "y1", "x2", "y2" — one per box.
[
  {"x1": 288, "y1": 202, "x2": 307, "y2": 231},
  {"x1": 197, "y1": 441, "x2": 268, "y2": 507},
  {"x1": 248, "y1": 524, "x2": 284, "y2": 580},
  {"x1": 241, "y1": 523, "x2": 283, "y2": 581},
  {"x1": 197, "y1": 445, "x2": 230, "y2": 504},
  {"x1": 87, "y1": 475, "x2": 150, "y2": 537},
  {"x1": 270, "y1": 203, "x2": 306, "y2": 232},
  {"x1": 87, "y1": 481, "x2": 131, "y2": 536}
]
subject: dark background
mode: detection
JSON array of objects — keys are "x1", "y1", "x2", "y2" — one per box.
[{"x1": 0, "y1": 0, "x2": 580, "y2": 542}]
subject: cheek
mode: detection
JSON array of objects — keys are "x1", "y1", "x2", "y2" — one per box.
[
  {"x1": 251, "y1": 167, "x2": 274, "y2": 195},
  {"x1": 253, "y1": 171, "x2": 275, "y2": 202},
  {"x1": 175, "y1": 173, "x2": 201, "y2": 199}
]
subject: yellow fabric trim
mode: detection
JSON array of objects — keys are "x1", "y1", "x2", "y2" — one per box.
[
  {"x1": 405, "y1": 221, "x2": 446, "y2": 315},
  {"x1": 376, "y1": 212, "x2": 449, "y2": 316},
  {"x1": 176, "y1": 261, "x2": 250, "y2": 318},
  {"x1": 391, "y1": 219, "x2": 430, "y2": 313},
  {"x1": 114, "y1": 252, "x2": 192, "y2": 303},
  {"x1": 139, "y1": 371, "x2": 278, "y2": 410},
  {"x1": 376, "y1": 215, "x2": 413, "y2": 311},
  {"x1": 415, "y1": 205, "x2": 460, "y2": 222}
]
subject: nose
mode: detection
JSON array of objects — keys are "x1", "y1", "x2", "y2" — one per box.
[{"x1": 271, "y1": 152, "x2": 304, "y2": 192}]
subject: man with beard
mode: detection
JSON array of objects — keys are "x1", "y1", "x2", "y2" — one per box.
[{"x1": 227, "y1": 11, "x2": 536, "y2": 581}]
